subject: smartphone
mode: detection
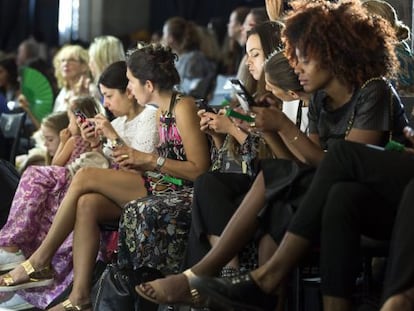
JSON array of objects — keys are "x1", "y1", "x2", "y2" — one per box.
[
  {"x1": 229, "y1": 79, "x2": 256, "y2": 112},
  {"x1": 74, "y1": 109, "x2": 94, "y2": 128},
  {"x1": 196, "y1": 99, "x2": 216, "y2": 114},
  {"x1": 225, "y1": 108, "x2": 255, "y2": 123}
]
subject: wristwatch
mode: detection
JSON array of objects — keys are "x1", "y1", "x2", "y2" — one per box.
[{"x1": 156, "y1": 156, "x2": 166, "y2": 171}]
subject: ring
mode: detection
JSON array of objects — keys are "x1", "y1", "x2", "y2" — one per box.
[
  {"x1": 250, "y1": 122, "x2": 256, "y2": 128},
  {"x1": 120, "y1": 154, "x2": 129, "y2": 159},
  {"x1": 250, "y1": 113, "x2": 256, "y2": 119}
]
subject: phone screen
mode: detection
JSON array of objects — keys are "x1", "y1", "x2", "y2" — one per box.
[{"x1": 230, "y1": 79, "x2": 256, "y2": 112}]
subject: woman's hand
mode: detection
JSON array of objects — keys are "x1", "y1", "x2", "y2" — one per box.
[
  {"x1": 78, "y1": 117, "x2": 99, "y2": 146},
  {"x1": 250, "y1": 105, "x2": 290, "y2": 133},
  {"x1": 206, "y1": 109, "x2": 236, "y2": 134},
  {"x1": 403, "y1": 126, "x2": 414, "y2": 154},
  {"x1": 93, "y1": 114, "x2": 117, "y2": 139},
  {"x1": 73, "y1": 75, "x2": 91, "y2": 97},
  {"x1": 112, "y1": 144, "x2": 153, "y2": 171},
  {"x1": 59, "y1": 128, "x2": 71, "y2": 144},
  {"x1": 17, "y1": 94, "x2": 30, "y2": 112}
]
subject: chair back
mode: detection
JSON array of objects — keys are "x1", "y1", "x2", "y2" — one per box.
[{"x1": 0, "y1": 112, "x2": 26, "y2": 164}]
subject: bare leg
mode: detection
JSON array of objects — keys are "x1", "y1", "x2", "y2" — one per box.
[
  {"x1": 1, "y1": 167, "x2": 145, "y2": 286},
  {"x1": 207, "y1": 235, "x2": 239, "y2": 270},
  {"x1": 251, "y1": 232, "x2": 310, "y2": 294},
  {"x1": 381, "y1": 288, "x2": 414, "y2": 311},
  {"x1": 48, "y1": 193, "x2": 122, "y2": 310},
  {"x1": 137, "y1": 171, "x2": 267, "y2": 303},
  {"x1": 322, "y1": 296, "x2": 352, "y2": 311}
]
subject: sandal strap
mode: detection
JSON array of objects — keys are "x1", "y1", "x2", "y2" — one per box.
[
  {"x1": 183, "y1": 269, "x2": 202, "y2": 306},
  {"x1": 21, "y1": 260, "x2": 35, "y2": 275},
  {"x1": 2, "y1": 273, "x2": 14, "y2": 286},
  {"x1": 62, "y1": 299, "x2": 92, "y2": 311}
]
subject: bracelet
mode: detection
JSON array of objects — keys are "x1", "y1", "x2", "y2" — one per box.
[{"x1": 90, "y1": 141, "x2": 101, "y2": 149}]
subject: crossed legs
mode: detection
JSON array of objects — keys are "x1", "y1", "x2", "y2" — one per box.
[{"x1": 0, "y1": 167, "x2": 146, "y2": 309}]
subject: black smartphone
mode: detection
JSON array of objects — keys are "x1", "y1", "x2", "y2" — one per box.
[
  {"x1": 229, "y1": 79, "x2": 256, "y2": 112},
  {"x1": 74, "y1": 109, "x2": 94, "y2": 128},
  {"x1": 196, "y1": 99, "x2": 216, "y2": 113}
]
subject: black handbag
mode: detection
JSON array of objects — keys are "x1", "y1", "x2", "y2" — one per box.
[{"x1": 91, "y1": 263, "x2": 163, "y2": 311}]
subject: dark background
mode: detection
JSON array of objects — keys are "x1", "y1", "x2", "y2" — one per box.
[
  {"x1": 0, "y1": 0, "x2": 265, "y2": 52},
  {"x1": 0, "y1": 0, "x2": 411, "y2": 53}
]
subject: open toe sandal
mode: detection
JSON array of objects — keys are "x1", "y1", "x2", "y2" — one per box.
[
  {"x1": 0, "y1": 260, "x2": 54, "y2": 292},
  {"x1": 136, "y1": 269, "x2": 203, "y2": 307},
  {"x1": 62, "y1": 299, "x2": 92, "y2": 311}
]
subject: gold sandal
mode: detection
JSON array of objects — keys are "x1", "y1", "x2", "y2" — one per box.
[
  {"x1": 136, "y1": 269, "x2": 203, "y2": 306},
  {"x1": 0, "y1": 260, "x2": 54, "y2": 292},
  {"x1": 62, "y1": 299, "x2": 92, "y2": 311}
]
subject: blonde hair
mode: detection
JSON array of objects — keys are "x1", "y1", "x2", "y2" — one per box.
[
  {"x1": 41, "y1": 111, "x2": 69, "y2": 164},
  {"x1": 53, "y1": 45, "x2": 90, "y2": 88},
  {"x1": 88, "y1": 36, "x2": 126, "y2": 82},
  {"x1": 362, "y1": 0, "x2": 410, "y2": 41},
  {"x1": 265, "y1": 0, "x2": 283, "y2": 21}
]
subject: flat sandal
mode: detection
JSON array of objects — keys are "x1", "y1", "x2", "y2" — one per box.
[
  {"x1": 62, "y1": 299, "x2": 92, "y2": 311},
  {"x1": 0, "y1": 260, "x2": 54, "y2": 292}
]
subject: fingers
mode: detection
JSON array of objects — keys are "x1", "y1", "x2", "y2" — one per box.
[{"x1": 404, "y1": 126, "x2": 414, "y2": 146}]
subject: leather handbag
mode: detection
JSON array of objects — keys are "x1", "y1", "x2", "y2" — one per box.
[{"x1": 91, "y1": 263, "x2": 163, "y2": 311}]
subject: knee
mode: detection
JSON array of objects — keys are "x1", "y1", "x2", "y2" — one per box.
[
  {"x1": 77, "y1": 194, "x2": 101, "y2": 221},
  {"x1": 71, "y1": 167, "x2": 99, "y2": 187},
  {"x1": 321, "y1": 182, "x2": 361, "y2": 230}
]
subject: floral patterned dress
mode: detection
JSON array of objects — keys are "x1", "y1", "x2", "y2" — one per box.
[
  {"x1": 117, "y1": 94, "x2": 194, "y2": 275},
  {"x1": 0, "y1": 135, "x2": 90, "y2": 308}
]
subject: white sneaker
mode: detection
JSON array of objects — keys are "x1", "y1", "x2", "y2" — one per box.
[
  {"x1": 0, "y1": 293, "x2": 34, "y2": 310},
  {"x1": 0, "y1": 249, "x2": 25, "y2": 271}
]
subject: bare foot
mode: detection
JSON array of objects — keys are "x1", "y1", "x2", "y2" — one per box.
[{"x1": 136, "y1": 273, "x2": 193, "y2": 305}]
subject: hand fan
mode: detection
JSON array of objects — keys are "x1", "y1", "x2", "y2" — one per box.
[{"x1": 20, "y1": 67, "x2": 54, "y2": 121}]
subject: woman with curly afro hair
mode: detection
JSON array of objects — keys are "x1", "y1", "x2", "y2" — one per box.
[{"x1": 135, "y1": 1, "x2": 410, "y2": 310}]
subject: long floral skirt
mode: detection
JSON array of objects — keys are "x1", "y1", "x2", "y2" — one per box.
[
  {"x1": 0, "y1": 165, "x2": 74, "y2": 308},
  {"x1": 117, "y1": 187, "x2": 193, "y2": 275}
]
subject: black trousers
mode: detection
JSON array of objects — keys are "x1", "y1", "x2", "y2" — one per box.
[
  {"x1": 382, "y1": 178, "x2": 414, "y2": 302},
  {"x1": 289, "y1": 141, "x2": 414, "y2": 298},
  {"x1": 183, "y1": 171, "x2": 252, "y2": 268}
]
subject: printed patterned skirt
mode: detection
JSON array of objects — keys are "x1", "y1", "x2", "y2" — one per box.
[{"x1": 117, "y1": 186, "x2": 193, "y2": 275}]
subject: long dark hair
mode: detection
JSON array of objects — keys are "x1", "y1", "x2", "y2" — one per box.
[
  {"x1": 98, "y1": 61, "x2": 128, "y2": 93},
  {"x1": 126, "y1": 44, "x2": 180, "y2": 92}
]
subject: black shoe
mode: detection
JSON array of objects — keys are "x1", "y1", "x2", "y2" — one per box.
[{"x1": 189, "y1": 273, "x2": 277, "y2": 311}]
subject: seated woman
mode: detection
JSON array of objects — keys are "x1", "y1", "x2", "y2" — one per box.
[
  {"x1": 362, "y1": 0, "x2": 414, "y2": 95},
  {"x1": 0, "y1": 60, "x2": 158, "y2": 309},
  {"x1": 136, "y1": 1, "x2": 408, "y2": 310},
  {"x1": 184, "y1": 21, "x2": 284, "y2": 273},
  {"x1": 0, "y1": 44, "x2": 210, "y2": 311}
]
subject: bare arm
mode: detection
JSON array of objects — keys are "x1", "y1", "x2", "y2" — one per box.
[
  {"x1": 114, "y1": 97, "x2": 211, "y2": 181},
  {"x1": 52, "y1": 135, "x2": 76, "y2": 166}
]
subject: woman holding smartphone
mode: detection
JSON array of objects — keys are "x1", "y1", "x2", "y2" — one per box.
[{"x1": 136, "y1": 1, "x2": 408, "y2": 310}]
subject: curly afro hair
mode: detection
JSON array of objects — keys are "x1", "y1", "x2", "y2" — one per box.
[{"x1": 282, "y1": 0, "x2": 398, "y2": 88}]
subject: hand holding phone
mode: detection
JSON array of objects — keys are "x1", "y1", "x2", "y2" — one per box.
[
  {"x1": 225, "y1": 108, "x2": 255, "y2": 123},
  {"x1": 196, "y1": 99, "x2": 216, "y2": 114},
  {"x1": 74, "y1": 109, "x2": 95, "y2": 129}
]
